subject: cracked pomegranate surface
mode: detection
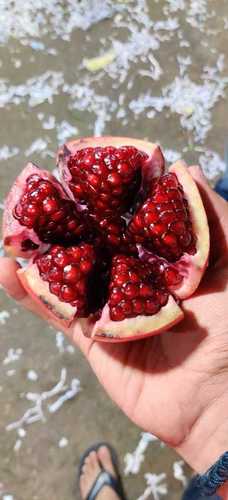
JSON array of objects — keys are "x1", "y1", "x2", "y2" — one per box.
[{"x1": 3, "y1": 136, "x2": 210, "y2": 342}]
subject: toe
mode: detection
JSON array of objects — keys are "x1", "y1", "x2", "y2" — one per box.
[
  {"x1": 79, "y1": 451, "x2": 102, "y2": 500},
  {"x1": 98, "y1": 446, "x2": 116, "y2": 478}
]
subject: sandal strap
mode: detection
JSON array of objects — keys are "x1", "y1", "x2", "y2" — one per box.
[{"x1": 86, "y1": 470, "x2": 121, "y2": 500}]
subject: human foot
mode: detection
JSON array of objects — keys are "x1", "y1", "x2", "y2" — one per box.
[{"x1": 79, "y1": 446, "x2": 121, "y2": 500}]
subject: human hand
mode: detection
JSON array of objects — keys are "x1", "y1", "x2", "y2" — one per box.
[{"x1": 1, "y1": 166, "x2": 228, "y2": 481}]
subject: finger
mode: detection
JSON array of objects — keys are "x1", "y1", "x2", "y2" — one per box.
[
  {"x1": 0, "y1": 257, "x2": 27, "y2": 300},
  {"x1": 189, "y1": 166, "x2": 228, "y2": 265}
]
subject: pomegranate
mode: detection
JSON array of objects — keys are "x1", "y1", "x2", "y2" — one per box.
[{"x1": 2, "y1": 137, "x2": 209, "y2": 342}]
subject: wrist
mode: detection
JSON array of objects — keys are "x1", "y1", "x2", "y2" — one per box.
[{"x1": 176, "y1": 391, "x2": 228, "y2": 496}]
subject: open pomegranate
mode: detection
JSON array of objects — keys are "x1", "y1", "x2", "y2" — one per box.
[{"x1": 2, "y1": 136, "x2": 209, "y2": 342}]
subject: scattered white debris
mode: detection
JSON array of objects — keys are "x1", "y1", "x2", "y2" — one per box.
[
  {"x1": 0, "y1": 145, "x2": 19, "y2": 161},
  {"x1": 6, "y1": 370, "x2": 16, "y2": 377},
  {"x1": 55, "y1": 331, "x2": 75, "y2": 354},
  {"x1": 137, "y1": 473, "x2": 168, "y2": 500},
  {"x1": 6, "y1": 368, "x2": 81, "y2": 431},
  {"x1": 130, "y1": 66, "x2": 228, "y2": 143},
  {"x1": 48, "y1": 377, "x2": 81, "y2": 413},
  {"x1": 0, "y1": 71, "x2": 64, "y2": 108},
  {"x1": 58, "y1": 437, "x2": 69, "y2": 448},
  {"x1": 173, "y1": 460, "x2": 188, "y2": 487},
  {"x1": 56, "y1": 121, "x2": 78, "y2": 144},
  {"x1": 65, "y1": 83, "x2": 117, "y2": 136},
  {"x1": 17, "y1": 428, "x2": 26, "y2": 438},
  {"x1": 2, "y1": 495, "x2": 14, "y2": 500},
  {"x1": 25, "y1": 138, "x2": 48, "y2": 156},
  {"x1": 3, "y1": 348, "x2": 23, "y2": 365},
  {"x1": 199, "y1": 149, "x2": 226, "y2": 180},
  {"x1": 27, "y1": 370, "x2": 38, "y2": 381},
  {"x1": 41, "y1": 115, "x2": 56, "y2": 130},
  {"x1": 0, "y1": 311, "x2": 10, "y2": 325},
  {"x1": 163, "y1": 149, "x2": 181, "y2": 163},
  {"x1": 14, "y1": 439, "x2": 22, "y2": 452},
  {"x1": 0, "y1": 1, "x2": 122, "y2": 43},
  {"x1": 124, "y1": 433, "x2": 160, "y2": 475}
]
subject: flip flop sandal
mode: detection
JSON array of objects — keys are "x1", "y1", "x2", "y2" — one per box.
[{"x1": 78, "y1": 442, "x2": 127, "y2": 500}]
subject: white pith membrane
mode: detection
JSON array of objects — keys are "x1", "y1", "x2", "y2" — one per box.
[
  {"x1": 4, "y1": 138, "x2": 210, "y2": 342},
  {"x1": 167, "y1": 160, "x2": 209, "y2": 299}
]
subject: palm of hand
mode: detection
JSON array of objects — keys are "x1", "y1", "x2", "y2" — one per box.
[{"x1": 1, "y1": 166, "x2": 228, "y2": 468}]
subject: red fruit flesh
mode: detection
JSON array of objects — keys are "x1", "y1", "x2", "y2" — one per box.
[
  {"x1": 129, "y1": 172, "x2": 196, "y2": 262},
  {"x1": 3, "y1": 163, "x2": 90, "y2": 257},
  {"x1": 58, "y1": 136, "x2": 165, "y2": 205},
  {"x1": 66, "y1": 145, "x2": 144, "y2": 216},
  {"x1": 109, "y1": 255, "x2": 169, "y2": 321},
  {"x1": 3, "y1": 137, "x2": 209, "y2": 342},
  {"x1": 18, "y1": 243, "x2": 96, "y2": 326}
]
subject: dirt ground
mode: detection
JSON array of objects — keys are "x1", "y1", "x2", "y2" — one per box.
[{"x1": 0, "y1": 1, "x2": 228, "y2": 499}]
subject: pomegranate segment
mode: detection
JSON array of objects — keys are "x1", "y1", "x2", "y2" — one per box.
[
  {"x1": 109, "y1": 255, "x2": 169, "y2": 321},
  {"x1": 128, "y1": 172, "x2": 196, "y2": 262},
  {"x1": 58, "y1": 136, "x2": 165, "y2": 203},
  {"x1": 35, "y1": 243, "x2": 96, "y2": 315},
  {"x1": 3, "y1": 163, "x2": 90, "y2": 258},
  {"x1": 91, "y1": 297, "x2": 184, "y2": 342},
  {"x1": 3, "y1": 137, "x2": 210, "y2": 342},
  {"x1": 66, "y1": 145, "x2": 144, "y2": 216}
]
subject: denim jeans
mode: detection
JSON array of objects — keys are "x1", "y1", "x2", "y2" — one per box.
[{"x1": 182, "y1": 477, "x2": 221, "y2": 500}]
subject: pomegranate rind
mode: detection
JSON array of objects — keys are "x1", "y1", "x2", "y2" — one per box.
[
  {"x1": 169, "y1": 161, "x2": 210, "y2": 299},
  {"x1": 17, "y1": 264, "x2": 76, "y2": 327},
  {"x1": 57, "y1": 136, "x2": 165, "y2": 201},
  {"x1": 3, "y1": 163, "x2": 67, "y2": 258},
  {"x1": 91, "y1": 296, "x2": 184, "y2": 342}
]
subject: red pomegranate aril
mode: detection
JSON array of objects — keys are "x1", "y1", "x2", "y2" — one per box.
[
  {"x1": 164, "y1": 268, "x2": 182, "y2": 287},
  {"x1": 61, "y1": 285, "x2": 77, "y2": 302},
  {"x1": 139, "y1": 284, "x2": 153, "y2": 297},
  {"x1": 53, "y1": 252, "x2": 70, "y2": 268},
  {"x1": 48, "y1": 268, "x2": 63, "y2": 282},
  {"x1": 49, "y1": 282, "x2": 62, "y2": 296},
  {"x1": 155, "y1": 289, "x2": 168, "y2": 306},
  {"x1": 159, "y1": 211, "x2": 175, "y2": 224},
  {"x1": 43, "y1": 198, "x2": 59, "y2": 214},
  {"x1": 64, "y1": 265, "x2": 81, "y2": 283},
  {"x1": 80, "y1": 260, "x2": 93, "y2": 274},
  {"x1": 162, "y1": 233, "x2": 178, "y2": 247},
  {"x1": 124, "y1": 283, "x2": 139, "y2": 298},
  {"x1": 111, "y1": 306, "x2": 126, "y2": 321},
  {"x1": 144, "y1": 211, "x2": 157, "y2": 225},
  {"x1": 120, "y1": 300, "x2": 132, "y2": 315},
  {"x1": 145, "y1": 300, "x2": 160, "y2": 314},
  {"x1": 132, "y1": 299, "x2": 144, "y2": 315}
]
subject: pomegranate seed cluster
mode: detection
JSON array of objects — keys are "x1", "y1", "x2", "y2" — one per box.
[
  {"x1": 67, "y1": 146, "x2": 145, "y2": 216},
  {"x1": 109, "y1": 255, "x2": 169, "y2": 321},
  {"x1": 14, "y1": 175, "x2": 88, "y2": 244},
  {"x1": 11, "y1": 146, "x2": 200, "y2": 322},
  {"x1": 129, "y1": 173, "x2": 196, "y2": 261},
  {"x1": 36, "y1": 244, "x2": 96, "y2": 316}
]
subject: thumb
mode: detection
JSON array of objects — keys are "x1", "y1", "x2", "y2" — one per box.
[{"x1": 189, "y1": 166, "x2": 228, "y2": 265}]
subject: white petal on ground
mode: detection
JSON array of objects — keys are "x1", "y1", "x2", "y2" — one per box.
[
  {"x1": 137, "y1": 473, "x2": 168, "y2": 500},
  {"x1": 173, "y1": 460, "x2": 188, "y2": 487},
  {"x1": 124, "y1": 433, "x2": 161, "y2": 475}
]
